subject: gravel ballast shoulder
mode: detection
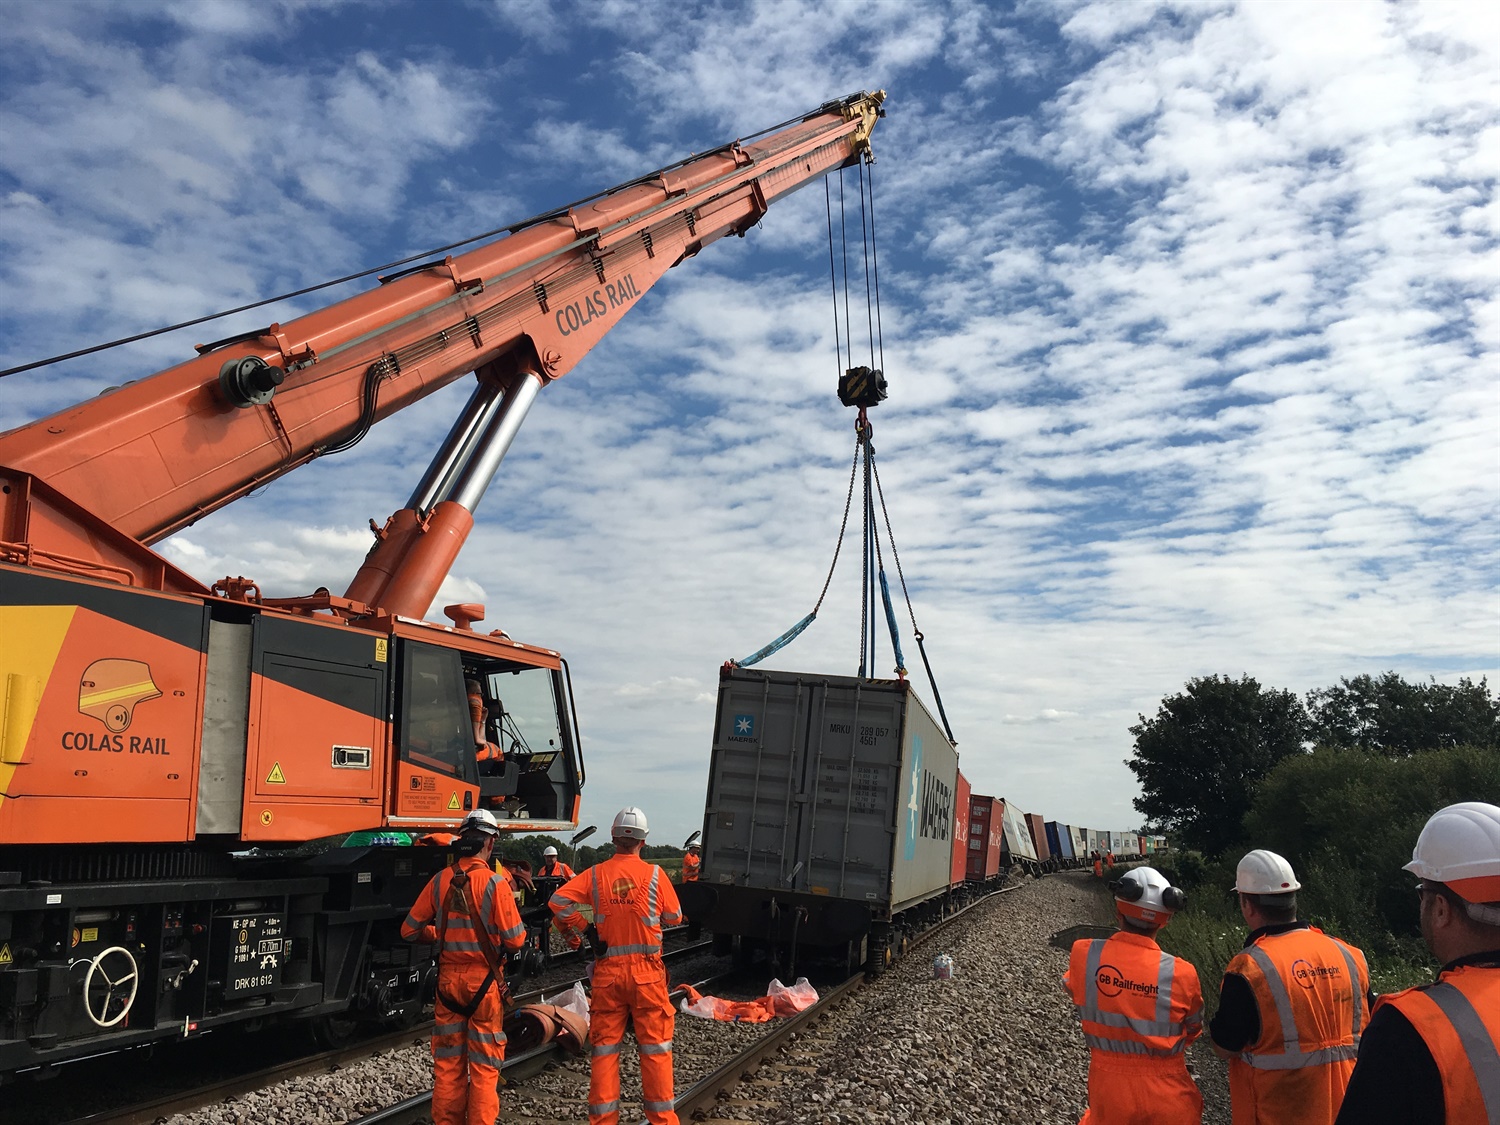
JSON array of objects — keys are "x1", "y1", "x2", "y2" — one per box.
[{"x1": 156, "y1": 872, "x2": 1235, "y2": 1125}]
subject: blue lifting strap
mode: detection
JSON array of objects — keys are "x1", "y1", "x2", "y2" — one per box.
[
  {"x1": 735, "y1": 612, "x2": 817, "y2": 668},
  {"x1": 879, "y1": 569, "x2": 906, "y2": 675}
]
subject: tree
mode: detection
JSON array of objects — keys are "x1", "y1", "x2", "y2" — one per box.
[
  {"x1": 1127, "y1": 674, "x2": 1308, "y2": 857},
  {"x1": 1243, "y1": 744, "x2": 1500, "y2": 953},
  {"x1": 1306, "y1": 672, "x2": 1499, "y2": 756}
]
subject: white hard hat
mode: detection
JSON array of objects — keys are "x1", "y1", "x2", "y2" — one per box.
[
  {"x1": 459, "y1": 809, "x2": 499, "y2": 838},
  {"x1": 1404, "y1": 802, "x2": 1500, "y2": 904},
  {"x1": 1112, "y1": 866, "x2": 1185, "y2": 926},
  {"x1": 1234, "y1": 849, "x2": 1301, "y2": 894},
  {"x1": 542, "y1": 846, "x2": 558, "y2": 857},
  {"x1": 612, "y1": 806, "x2": 649, "y2": 840}
]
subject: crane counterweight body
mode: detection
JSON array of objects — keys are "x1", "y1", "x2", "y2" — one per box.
[{"x1": 0, "y1": 91, "x2": 884, "y2": 1079}]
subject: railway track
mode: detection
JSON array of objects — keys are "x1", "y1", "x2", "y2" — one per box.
[
  {"x1": 42, "y1": 932, "x2": 713, "y2": 1125},
  {"x1": 345, "y1": 880, "x2": 1027, "y2": 1125}
]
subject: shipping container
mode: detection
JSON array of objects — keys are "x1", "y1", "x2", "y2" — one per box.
[
  {"x1": 966, "y1": 794, "x2": 1004, "y2": 883},
  {"x1": 999, "y1": 799, "x2": 1039, "y2": 864},
  {"x1": 1045, "y1": 821, "x2": 1076, "y2": 862},
  {"x1": 1025, "y1": 812, "x2": 1051, "y2": 863},
  {"x1": 1069, "y1": 824, "x2": 1088, "y2": 859},
  {"x1": 951, "y1": 769, "x2": 972, "y2": 889},
  {"x1": 681, "y1": 666, "x2": 959, "y2": 960}
]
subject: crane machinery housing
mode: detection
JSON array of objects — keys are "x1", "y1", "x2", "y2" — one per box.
[{"x1": 0, "y1": 90, "x2": 885, "y2": 1078}]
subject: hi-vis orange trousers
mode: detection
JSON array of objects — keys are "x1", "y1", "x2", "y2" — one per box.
[
  {"x1": 1081, "y1": 1054, "x2": 1203, "y2": 1125},
  {"x1": 588, "y1": 960, "x2": 678, "y2": 1125},
  {"x1": 432, "y1": 963, "x2": 506, "y2": 1125}
]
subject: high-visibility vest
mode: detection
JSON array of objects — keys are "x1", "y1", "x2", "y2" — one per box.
[
  {"x1": 1226, "y1": 926, "x2": 1370, "y2": 1125},
  {"x1": 681, "y1": 852, "x2": 701, "y2": 882},
  {"x1": 401, "y1": 856, "x2": 527, "y2": 969},
  {"x1": 1065, "y1": 930, "x2": 1204, "y2": 1062},
  {"x1": 538, "y1": 860, "x2": 575, "y2": 879},
  {"x1": 1378, "y1": 964, "x2": 1499, "y2": 1124},
  {"x1": 550, "y1": 853, "x2": 684, "y2": 965}
]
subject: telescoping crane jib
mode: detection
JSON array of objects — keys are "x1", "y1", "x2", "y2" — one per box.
[{"x1": 0, "y1": 91, "x2": 885, "y2": 1078}]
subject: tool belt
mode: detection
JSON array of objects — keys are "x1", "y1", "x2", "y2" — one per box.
[{"x1": 434, "y1": 864, "x2": 513, "y2": 1019}]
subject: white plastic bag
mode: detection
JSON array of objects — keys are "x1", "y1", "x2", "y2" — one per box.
[{"x1": 543, "y1": 981, "x2": 591, "y2": 1029}]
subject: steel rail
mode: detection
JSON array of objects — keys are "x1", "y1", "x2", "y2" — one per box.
[
  {"x1": 645, "y1": 878, "x2": 1027, "y2": 1124},
  {"x1": 59, "y1": 937, "x2": 713, "y2": 1125}
]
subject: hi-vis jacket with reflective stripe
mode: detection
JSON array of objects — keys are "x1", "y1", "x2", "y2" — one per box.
[
  {"x1": 1226, "y1": 925, "x2": 1370, "y2": 1125},
  {"x1": 549, "y1": 852, "x2": 683, "y2": 966},
  {"x1": 1379, "y1": 964, "x2": 1500, "y2": 1124},
  {"x1": 401, "y1": 855, "x2": 528, "y2": 968},
  {"x1": 1065, "y1": 930, "x2": 1205, "y2": 1062}
]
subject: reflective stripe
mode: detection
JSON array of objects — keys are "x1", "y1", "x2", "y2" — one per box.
[
  {"x1": 592, "y1": 1042, "x2": 622, "y2": 1056},
  {"x1": 1084, "y1": 939, "x2": 1105, "y2": 1012},
  {"x1": 1156, "y1": 950, "x2": 1175, "y2": 1026},
  {"x1": 600, "y1": 943, "x2": 662, "y2": 957},
  {"x1": 1080, "y1": 1006, "x2": 1190, "y2": 1037},
  {"x1": 643, "y1": 1100, "x2": 676, "y2": 1112},
  {"x1": 472, "y1": 1028, "x2": 506, "y2": 1045},
  {"x1": 441, "y1": 939, "x2": 486, "y2": 953},
  {"x1": 433, "y1": 1042, "x2": 465, "y2": 1059},
  {"x1": 1244, "y1": 944, "x2": 1301, "y2": 1057},
  {"x1": 639, "y1": 1040, "x2": 673, "y2": 1054},
  {"x1": 644, "y1": 866, "x2": 660, "y2": 927},
  {"x1": 480, "y1": 876, "x2": 495, "y2": 918},
  {"x1": 1335, "y1": 941, "x2": 1365, "y2": 1040},
  {"x1": 499, "y1": 922, "x2": 526, "y2": 941},
  {"x1": 1084, "y1": 1032, "x2": 1187, "y2": 1057},
  {"x1": 1239, "y1": 1043, "x2": 1360, "y2": 1070},
  {"x1": 591, "y1": 1101, "x2": 621, "y2": 1115},
  {"x1": 1426, "y1": 982, "x2": 1500, "y2": 1119},
  {"x1": 591, "y1": 866, "x2": 600, "y2": 915},
  {"x1": 551, "y1": 895, "x2": 580, "y2": 918},
  {"x1": 661, "y1": 908, "x2": 684, "y2": 925}
]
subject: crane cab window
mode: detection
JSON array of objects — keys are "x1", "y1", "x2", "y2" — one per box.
[
  {"x1": 400, "y1": 642, "x2": 470, "y2": 778},
  {"x1": 462, "y1": 661, "x2": 574, "y2": 820}
]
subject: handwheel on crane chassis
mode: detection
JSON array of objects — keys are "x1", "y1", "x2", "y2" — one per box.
[{"x1": 83, "y1": 945, "x2": 139, "y2": 1028}]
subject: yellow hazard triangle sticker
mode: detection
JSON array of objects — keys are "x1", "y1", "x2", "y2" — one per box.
[
  {"x1": 266, "y1": 761, "x2": 286, "y2": 784},
  {"x1": 0, "y1": 943, "x2": 11, "y2": 965},
  {"x1": 447, "y1": 791, "x2": 461, "y2": 810}
]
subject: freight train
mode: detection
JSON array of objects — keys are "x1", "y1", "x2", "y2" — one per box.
[{"x1": 677, "y1": 665, "x2": 1165, "y2": 975}]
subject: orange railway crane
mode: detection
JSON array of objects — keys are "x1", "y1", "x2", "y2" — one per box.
[{"x1": 0, "y1": 91, "x2": 884, "y2": 1076}]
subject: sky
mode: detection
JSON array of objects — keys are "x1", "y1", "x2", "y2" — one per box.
[{"x1": 1, "y1": 0, "x2": 1496, "y2": 844}]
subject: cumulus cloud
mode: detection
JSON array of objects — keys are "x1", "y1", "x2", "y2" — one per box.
[{"x1": 0, "y1": 1, "x2": 1494, "y2": 839}]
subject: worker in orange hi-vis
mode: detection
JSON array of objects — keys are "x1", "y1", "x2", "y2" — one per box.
[
  {"x1": 1064, "y1": 866, "x2": 1205, "y2": 1125},
  {"x1": 549, "y1": 807, "x2": 684, "y2": 1125},
  {"x1": 402, "y1": 809, "x2": 527, "y2": 1125},
  {"x1": 680, "y1": 843, "x2": 701, "y2": 883},
  {"x1": 1211, "y1": 850, "x2": 1371, "y2": 1125},
  {"x1": 537, "y1": 846, "x2": 581, "y2": 951}
]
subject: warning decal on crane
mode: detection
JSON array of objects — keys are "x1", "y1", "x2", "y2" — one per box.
[
  {"x1": 447, "y1": 791, "x2": 461, "y2": 811},
  {"x1": 265, "y1": 762, "x2": 286, "y2": 784},
  {"x1": 0, "y1": 943, "x2": 11, "y2": 965}
]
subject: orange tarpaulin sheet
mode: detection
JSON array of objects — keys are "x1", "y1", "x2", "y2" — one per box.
[{"x1": 678, "y1": 977, "x2": 818, "y2": 1023}]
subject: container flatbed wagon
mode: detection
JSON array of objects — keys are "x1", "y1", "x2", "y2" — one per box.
[{"x1": 681, "y1": 666, "x2": 958, "y2": 974}]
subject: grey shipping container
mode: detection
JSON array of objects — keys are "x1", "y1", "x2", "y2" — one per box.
[
  {"x1": 680, "y1": 666, "x2": 959, "y2": 951},
  {"x1": 1000, "y1": 800, "x2": 1038, "y2": 862},
  {"x1": 1068, "y1": 824, "x2": 1088, "y2": 857}
]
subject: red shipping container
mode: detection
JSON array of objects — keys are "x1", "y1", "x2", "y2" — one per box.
[
  {"x1": 951, "y1": 769, "x2": 972, "y2": 888},
  {"x1": 966, "y1": 794, "x2": 1004, "y2": 882},
  {"x1": 1026, "y1": 812, "x2": 1052, "y2": 862}
]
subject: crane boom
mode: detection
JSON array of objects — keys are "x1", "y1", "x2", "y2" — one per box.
[{"x1": 0, "y1": 92, "x2": 884, "y2": 596}]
